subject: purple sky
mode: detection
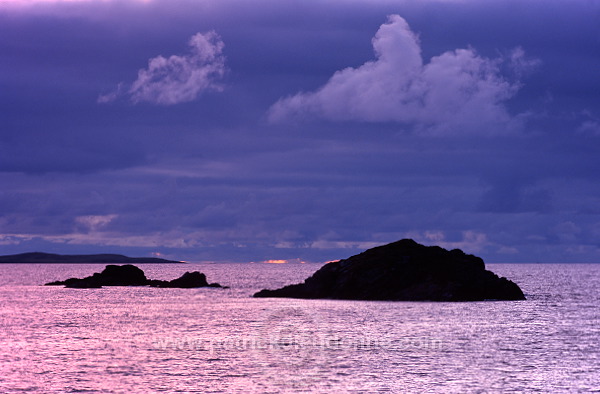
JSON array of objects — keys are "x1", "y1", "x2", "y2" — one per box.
[{"x1": 1, "y1": 0, "x2": 600, "y2": 263}]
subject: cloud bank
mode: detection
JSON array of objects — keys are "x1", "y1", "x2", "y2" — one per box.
[
  {"x1": 3, "y1": 0, "x2": 600, "y2": 263},
  {"x1": 269, "y1": 15, "x2": 531, "y2": 134},
  {"x1": 99, "y1": 31, "x2": 226, "y2": 105}
]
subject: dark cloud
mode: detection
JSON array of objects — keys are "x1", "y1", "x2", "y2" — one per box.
[{"x1": 1, "y1": 0, "x2": 600, "y2": 262}]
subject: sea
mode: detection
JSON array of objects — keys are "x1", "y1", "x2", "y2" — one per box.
[{"x1": 0, "y1": 263, "x2": 599, "y2": 393}]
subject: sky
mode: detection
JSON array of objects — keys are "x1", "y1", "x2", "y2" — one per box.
[{"x1": 1, "y1": 0, "x2": 599, "y2": 263}]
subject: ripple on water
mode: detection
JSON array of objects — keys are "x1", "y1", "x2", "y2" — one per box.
[{"x1": 0, "y1": 263, "x2": 599, "y2": 392}]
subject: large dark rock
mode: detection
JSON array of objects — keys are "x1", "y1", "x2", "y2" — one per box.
[
  {"x1": 253, "y1": 239, "x2": 525, "y2": 301},
  {"x1": 45, "y1": 265, "x2": 224, "y2": 289}
]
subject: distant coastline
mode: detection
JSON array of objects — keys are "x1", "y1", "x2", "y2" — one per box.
[{"x1": 0, "y1": 252, "x2": 185, "y2": 264}]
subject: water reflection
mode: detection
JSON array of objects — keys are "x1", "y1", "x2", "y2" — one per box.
[{"x1": 0, "y1": 263, "x2": 599, "y2": 392}]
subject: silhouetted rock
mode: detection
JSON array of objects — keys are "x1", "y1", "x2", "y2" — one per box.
[
  {"x1": 45, "y1": 277, "x2": 103, "y2": 288},
  {"x1": 167, "y1": 271, "x2": 208, "y2": 288},
  {"x1": 148, "y1": 271, "x2": 225, "y2": 288},
  {"x1": 253, "y1": 239, "x2": 525, "y2": 301},
  {"x1": 45, "y1": 265, "x2": 224, "y2": 289}
]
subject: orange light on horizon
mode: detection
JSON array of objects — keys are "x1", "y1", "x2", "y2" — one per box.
[
  {"x1": 262, "y1": 259, "x2": 288, "y2": 264},
  {"x1": 256, "y1": 258, "x2": 312, "y2": 264}
]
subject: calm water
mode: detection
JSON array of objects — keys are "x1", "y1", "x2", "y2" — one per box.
[{"x1": 1, "y1": 263, "x2": 599, "y2": 393}]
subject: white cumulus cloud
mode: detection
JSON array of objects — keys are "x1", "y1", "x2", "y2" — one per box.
[
  {"x1": 75, "y1": 214, "x2": 118, "y2": 232},
  {"x1": 99, "y1": 31, "x2": 226, "y2": 105},
  {"x1": 268, "y1": 15, "x2": 533, "y2": 134}
]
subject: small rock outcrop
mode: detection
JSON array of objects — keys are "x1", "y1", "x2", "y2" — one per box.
[
  {"x1": 45, "y1": 264, "x2": 225, "y2": 289},
  {"x1": 253, "y1": 239, "x2": 525, "y2": 301},
  {"x1": 45, "y1": 264, "x2": 148, "y2": 288},
  {"x1": 147, "y1": 272, "x2": 224, "y2": 288}
]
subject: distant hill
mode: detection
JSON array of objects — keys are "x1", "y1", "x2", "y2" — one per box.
[{"x1": 0, "y1": 252, "x2": 185, "y2": 264}]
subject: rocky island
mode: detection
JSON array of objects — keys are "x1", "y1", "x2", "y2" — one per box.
[
  {"x1": 45, "y1": 264, "x2": 225, "y2": 289},
  {"x1": 254, "y1": 239, "x2": 525, "y2": 301},
  {"x1": 0, "y1": 252, "x2": 185, "y2": 264}
]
